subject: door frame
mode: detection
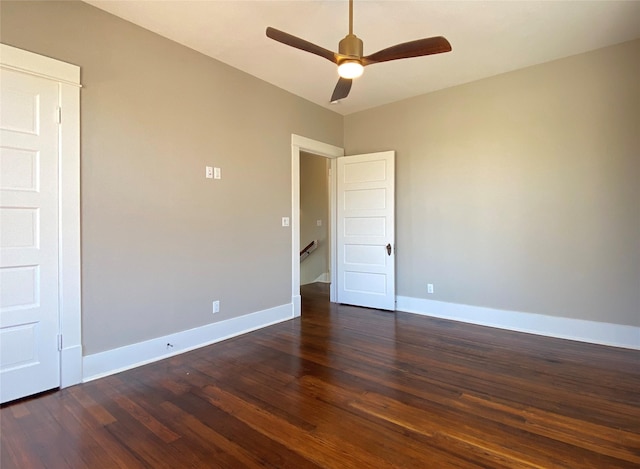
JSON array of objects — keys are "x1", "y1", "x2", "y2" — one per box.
[
  {"x1": 291, "y1": 135, "x2": 343, "y2": 317},
  {"x1": 1, "y1": 44, "x2": 82, "y2": 388}
]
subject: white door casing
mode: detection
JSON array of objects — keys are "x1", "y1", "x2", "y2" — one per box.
[
  {"x1": 0, "y1": 44, "x2": 82, "y2": 402},
  {"x1": 337, "y1": 151, "x2": 395, "y2": 310}
]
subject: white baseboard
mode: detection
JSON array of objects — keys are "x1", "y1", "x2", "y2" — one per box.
[
  {"x1": 396, "y1": 296, "x2": 640, "y2": 350},
  {"x1": 82, "y1": 303, "x2": 294, "y2": 382},
  {"x1": 301, "y1": 272, "x2": 330, "y2": 286},
  {"x1": 313, "y1": 272, "x2": 330, "y2": 283}
]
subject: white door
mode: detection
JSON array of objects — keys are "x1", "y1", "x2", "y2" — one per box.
[
  {"x1": 337, "y1": 151, "x2": 395, "y2": 310},
  {"x1": 0, "y1": 68, "x2": 61, "y2": 403}
]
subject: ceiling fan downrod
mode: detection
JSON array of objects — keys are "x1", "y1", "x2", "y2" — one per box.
[
  {"x1": 339, "y1": 0, "x2": 363, "y2": 58},
  {"x1": 338, "y1": 0, "x2": 364, "y2": 78}
]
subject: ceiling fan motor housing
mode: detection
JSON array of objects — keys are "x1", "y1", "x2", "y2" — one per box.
[{"x1": 339, "y1": 34, "x2": 363, "y2": 61}]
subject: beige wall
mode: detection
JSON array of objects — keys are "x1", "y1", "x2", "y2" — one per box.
[
  {"x1": 0, "y1": 1, "x2": 343, "y2": 354},
  {"x1": 300, "y1": 152, "x2": 329, "y2": 285},
  {"x1": 2, "y1": 0, "x2": 636, "y2": 359},
  {"x1": 346, "y1": 39, "x2": 640, "y2": 327}
]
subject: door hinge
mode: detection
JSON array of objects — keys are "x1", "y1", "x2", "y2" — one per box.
[
  {"x1": 56, "y1": 107, "x2": 62, "y2": 124},
  {"x1": 57, "y1": 334, "x2": 63, "y2": 351}
]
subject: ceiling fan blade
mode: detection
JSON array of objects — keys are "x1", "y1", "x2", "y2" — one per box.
[
  {"x1": 330, "y1": 77, "x2": 353, "y2": 103},
  {"x1": 363, "y1": 36, "x2": 451, "y2": 65},
  {"x1": 266, "y1": 27, "x2": 337, "y2": 64}
]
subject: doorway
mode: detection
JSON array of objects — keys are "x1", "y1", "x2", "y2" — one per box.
[
  {"x1": 300, "y1": 152, "x2": 330, "y2": 286},
  {"x1": 290, "y1": 135, "x2": 343, "y2": 317},
  {"x1": 291, "y1": 136, "x2": 396, "y2": 315}
]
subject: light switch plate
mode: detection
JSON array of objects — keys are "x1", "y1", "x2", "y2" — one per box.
[
  {"x1": 205, "y1": 166, "x2": 213, "y2": 179},
  {"x1": 282, "y1": 217, "x2": 290, "y2": 227},
  {"x1": 214, "y1": 167, "x2": 221, "y2": 179}
]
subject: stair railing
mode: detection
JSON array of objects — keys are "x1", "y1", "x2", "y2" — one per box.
[{"x1": 300, "y1": 240, "x2": 318, "y2": 261}]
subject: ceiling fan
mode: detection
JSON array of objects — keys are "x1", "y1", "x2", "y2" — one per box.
[{"x1": 266, "y1": 0, "x2": 452, "y2": 103}]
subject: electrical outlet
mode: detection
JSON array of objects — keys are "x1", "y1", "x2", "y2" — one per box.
[
  {"x1": 213, "y1": 300, "x2": 220, "y2": 314},
  {"x1": 427, "y1": 283, "x2": 434, "y2": 294},
  {"x1": 205, "y1": 166, "x2": 213, "y2": 179}
]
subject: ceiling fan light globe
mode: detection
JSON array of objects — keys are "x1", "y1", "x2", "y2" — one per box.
[{"x1": 338, "y1": 60, "x2": 364, "y2": 79}]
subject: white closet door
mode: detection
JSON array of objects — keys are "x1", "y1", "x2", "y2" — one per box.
[{"x1": 1, "y1": 68, "x2": 61, "y2": 403}]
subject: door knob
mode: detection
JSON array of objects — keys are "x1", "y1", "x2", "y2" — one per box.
[{"x1": 386, "y1": 243, "x2": 392, "y2": 255}]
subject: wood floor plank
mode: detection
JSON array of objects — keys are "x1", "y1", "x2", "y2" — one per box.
[
  {"x1": 200, "y1": 382, "x2": 383, "y2": 469},
  {"x1": 299, "y1": 373, "x2": 573, "y2": 469},
  {"x1": 67, "y1": 386, "x2": 117, "y2": 426},
  {"x1": 2, "y1": 282, "x2": 639, "y2": 468},
  {"x1": 61, "y1": 392, "x2": 146, "y2": 468},
  {"x1": 459, "y1": 393, "x2": 640, "y2": 463},
  {"x1": 159, "y1": 400, "x2": 288, "y2": 469},
  {"x1": 172, "y1": 388, "x2": 321, "y2": 469}
]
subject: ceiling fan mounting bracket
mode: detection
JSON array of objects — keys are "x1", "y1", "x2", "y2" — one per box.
[{"x1": 338, "y1": 34, "x2": 363, "y2": 62}]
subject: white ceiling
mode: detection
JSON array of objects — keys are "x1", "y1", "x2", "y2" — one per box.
[{"x1": 85, "y1": 1, "x2": 640, "y2": 115}]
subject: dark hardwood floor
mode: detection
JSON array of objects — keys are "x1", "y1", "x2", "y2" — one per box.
[{"x1": 2, "y1": 282, "x2": 639, "y2": 468}]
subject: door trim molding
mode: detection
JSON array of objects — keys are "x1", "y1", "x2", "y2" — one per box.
[
  {"x1": 1, "y1": 44, "x2": 83, "y2": 388},
  {"x1": 0, "y1": 43, "x2": 80, "y2": 84},
  {"x1": 291, "y1": 135, "x2": 343, "y2": 316}
]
